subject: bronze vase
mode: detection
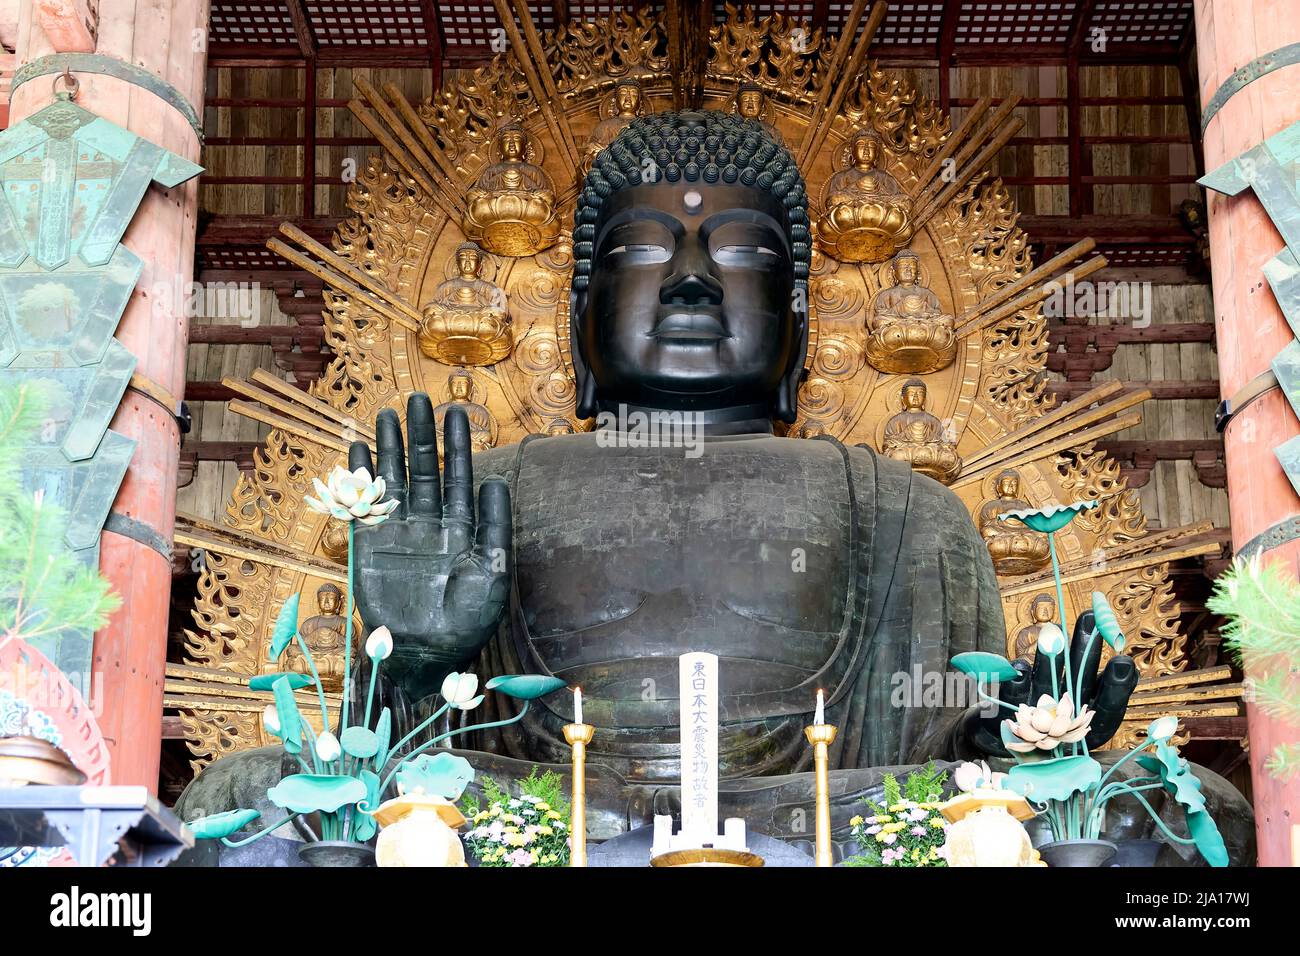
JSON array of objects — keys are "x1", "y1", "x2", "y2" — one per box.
[
  {"x1": 297, "y1": 840, "x2": 376, "y2": 867},
  {"x1": 1037, "y1": 838, "x2": 1118, "y2": 868}
]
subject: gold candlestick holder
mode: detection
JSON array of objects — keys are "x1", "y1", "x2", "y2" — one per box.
[
  {"x1": 563, "y1": 722, "x2": 595, "y2": 867},
  {"x1": 804, "y1": 723, "x2": 838, "y2": 867}
]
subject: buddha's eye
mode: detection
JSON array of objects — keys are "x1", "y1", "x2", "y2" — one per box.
[
  {"x1": 605, "y1": 243, "x2": 671, "y2": 263},
  {"x1": 714, "y1": 244, "x2": 781, "y2": 264}
]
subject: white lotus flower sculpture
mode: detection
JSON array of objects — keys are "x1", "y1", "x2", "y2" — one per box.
[
  {"x1": 305, "y1": 466, "x2": 399, "y2": 526},
  {"x1": 1003, "y1": 693, "x2": 1094, "y2": 753}
]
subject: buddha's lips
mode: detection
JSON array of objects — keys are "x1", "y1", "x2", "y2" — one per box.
[{"x1": 648, "y1": 310, "x2": 730, "y2": 342}]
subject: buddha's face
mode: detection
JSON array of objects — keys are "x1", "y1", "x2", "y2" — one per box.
[
  {"x1": 449, "y1": 374, "x2": 472, "y2": 401},
  {"x1": 901, "y1": 383, "x2": 926, "y2": 410},
  {"x1": 456, "y1": 247, "x2": 481, "y2": 278},
  {"x1": 852, "y1": 136, "x2": 879, "y2": 169},
  {"x1": 576, "y1": 180, "x2": 801, "y2": 415},
  {"x1": 318, "y1": 589, "x2": 341, "y2": 615},
  {"x1": 499, "y1": 128, "x2": 526, "y2": 161},
  {"x1": 997, "y1": 473, "x2": 1021, "y2": 498},
  {"x1": 615, "y1": 84, "x2": 641, "y2": 115},
  {"x1": 896, "y1": 256, "x2": 918, "y2": 284},
  {"x1": 1032, "y1": 598, "x2": 1055, "y2": 624},
  {"x1": 738, "y1": 90, "x2": 763, "y2": 118}
]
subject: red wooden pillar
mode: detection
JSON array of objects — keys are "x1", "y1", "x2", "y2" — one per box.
[
  {"x1": 11, "y1": 0, "x2": 210, "y2": 790},
  {"x1": 1195, "y1": 0, "x2": 1300, "y2": 867}
]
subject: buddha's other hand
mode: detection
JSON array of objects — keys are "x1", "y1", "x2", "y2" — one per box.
[
  {"x1": 965, "y1": 610, "x2": 1139, "y2": 756},
  {"x1": 348, "y1": 394, "x2": 512, "y2": 701}
]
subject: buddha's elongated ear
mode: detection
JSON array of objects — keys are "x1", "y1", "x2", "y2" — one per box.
[
  {"x1": 775, "y1": 282, "x2": 810, "y2": 424},
  {"x1": 570, "y1": 286, "x2": 598, "y2": 420}
]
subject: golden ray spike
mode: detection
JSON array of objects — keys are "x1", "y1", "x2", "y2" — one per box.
[
  {"x1": 997, "y1": 540, "x2": 1223, "y2": 597},
  {"x1": 1120, "y1": 702, "x2": 1240, "y2": 722},
  {"x1": 265, "y1": 237, "x2": 420, "y2": 334},
  {"x1": 1010, "y1": 521, "x2": 1217, "y2": 587},
  {"x1": 222, "y1": 376, "x2": 367, "y2": 446},
  {"x1": 965, "y1": 390, "x2": 1151, "y2": 476},
  {"x1": 511, "y1": 0, "x2": 580, "y2": 164},
  {"x1": 380, "y1": 81, "x2": 466, "y2": 190},
  {"x1": 913, "y1": 114, "x2": 1025, "y2": 228},
  {"x1": 799, "y1": 0, "x2": 873, "y2": 159},
  {"x1": 963, "y1": 380, "x2": 1124, "y2": 469},
  {"x1": 799, "y1": 1, "x2": 888, "y2": 168},
  {"x1": 345, "y1": 99, "x2": 464, "y2": 224},
  {"x1": 913, "y1": 97, "x2": 993, "y2": 196},
  {"x1": 1135, "y1": 665, "x2": 1234, "y2": 692},
  {"x1": 354, "y1": 77, "x2": 468, "y2": 219},
  {"x1": 953, "y1": 410, "x2": 1145, "y2": 490},
  {"x1": 228, "y1": 399, "x2": 354, "y2": 455},
  {"x1": 163, "y1": 674, "x2": 335, "y2": 710},
  {"x1": 957, "y1": 238, "x2": 1097, "y2": 327},
  {"x1": 175, "y1": 513, "x2": 349, "y2": 584},
  {"x1": 1129, "y1": 683, "x2": 1245, "y2": 708},
  {"x1": 248, "y1": 368, "x2": 378, "y2": 440},
  {"x1": 921, "y1": 94, "x2": 1023, "y2": 201},
  {"x1": 489, "y1": 0, "x2": 580, "y2": 170},
  {"x1": 277, "y1": 223, "x2": 424, "y2": 326},
  {"x1": 954, "y1": 254, "x2": 1109, "y2": 339}
]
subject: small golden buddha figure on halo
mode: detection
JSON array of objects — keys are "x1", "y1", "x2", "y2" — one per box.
[
  {"x1": 866, "y1": 250, "x2": 957, "y2": 374},
  {"x1": 1013, "y1": 593, "x2": 1058, "y2": 660},
  {"x1": 733, "y1": 82, "x2": 783, "y2": 144},
  {"x1": 978, "y1": 469, "x2": 1052, "y2": 576},
  {"x1": 582, "y1": 78, "x2": 647, "y2": 175},
  {"x1": 817, "y1": 129, "x2": 913, "y2": 264},
  {"x1": 544, "y1": 418, "x2": 575, "y2": 437},
  {"x1": 280, "y1": 583, "x2": 356, "y2": 693},
  {"x1": 433, "y1": 368, "x2": 498, "y2": 456},
  {"x1": 880, "y1": 377, "x2": 961, "y2": 484},
  {"x1": 418, "y1": 242, "x2": 513, "y2": 366},
  {"x1": 463, "y1": 124, "x2": 560, "y2": 258}
]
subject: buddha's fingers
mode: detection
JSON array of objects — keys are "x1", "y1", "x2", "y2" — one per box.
[
  {"x1": 406, "y1": 393, "x2": 442, "y2": 518},
  {"x1": 349, "y1": 440, "x2": 374, "y2": 478},
  {"x1": 1068, "y1": 610, "x2": 1104, "y2": 705},
  {"x1": 1084, "y1": 656, "x2": 1138, "y2": 749},
  {"x1": 375, "y1": 407, "x2": 408, "y2": 519},
  {"x1": 441, "y1": 407, "x2": 475, "y2": 545},
  {"x1": 474, "y1": 477, "x2": 512, "y2": 569},
  {"x1": 1029, "y1": 642, "x2": 1066, "y2": 704}
]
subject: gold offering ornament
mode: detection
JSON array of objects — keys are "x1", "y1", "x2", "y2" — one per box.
[{"x1": 175, "y1": 3, "x2": 1230, "y2": 773}]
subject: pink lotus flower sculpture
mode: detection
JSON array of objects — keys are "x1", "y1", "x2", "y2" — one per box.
[{"x1": 1003, "y1": 693, "x2": 1095, "y2": 753}]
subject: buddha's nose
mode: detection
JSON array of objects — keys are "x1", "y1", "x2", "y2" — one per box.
[{"x1": 660, "y1": 236, "x2": 723, "y2": 307}]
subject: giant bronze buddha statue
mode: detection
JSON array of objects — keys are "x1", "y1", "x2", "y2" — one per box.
[{"x1": 178, "y1": 112, "x2": 1252, "y2": 861}]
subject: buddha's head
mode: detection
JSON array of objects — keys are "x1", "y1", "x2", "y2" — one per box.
[
  {"x1": 455, "y1": 242, "x2": 483, "y2": 279},
  {"x1": 900, "y1": 377, "x2": 928, "y2": 410},
  {"x1": 497, "y1": 124, "x2": 529, "y2": 163},
  {"x1": 571, "y1": 111, "x2": 811, "y2": 425},
  {"x1": 894, "y1": 250, "x2": 920, "y2": 285},
  {"x1": 614, "y1": 78, "x2": 642, "y2": 117},
  {"x1": 546, "y1": 418, "x2": 575, "y2": 436},
  {"x1": 317, "y1": 583, "x2": 342, "y2": 616},
  {"x1": 995, "y1": 468, "x2": 1022, "y2": 499},
  {"x1": 448, "y1": 368, "x2": 474, "y2": 402},
  {"x1": 850, "y1": 131, "x2": 882, "y2": 171},
  {"x1": 1030, "y1": 593, "x2": 1055, "y2": 624},
  {"x1": 736, "y1": 83, "x2": 765, "y2": 120}
]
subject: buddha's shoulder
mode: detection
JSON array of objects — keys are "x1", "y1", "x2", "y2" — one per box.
[{"x1": 842, "y1": 441, "x2": 977, "y2": 526}]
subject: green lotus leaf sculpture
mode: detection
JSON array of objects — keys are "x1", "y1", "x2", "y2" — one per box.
[
  {"x1": 373, "y1": 707, "x2": 392, "y2": 769},
  {"x1": 267, "y1": 774, "x2": 368, "y2": 814},
  {"x1": 950, "y1": 651, "x2": 1020, "y2": 683},
  {"x1": 351, "y1": 769, "x2": 382, "y2": 842},
  {"x1": 1136, "y1": 743, "x2": 1227, "y2": 866},
  {"x1": 189, "y1": 808, "x2": 261, "y2": 840},
  {"x1": 268, "y1": 592, "x2": 301, "y2": 661},
  {"x1": 1000, "y1": 499, "x2": 1098, "y2": 533},
  {"x1": 248, "y1": 672, "x2": 313, "y2": 691},
  {"x1": 395, "y1": 752, "x2": 475, "y2": 800},
  {"x1": 341, "y1": 726, "x2": 379, "y2": 759},
  {"x1": 1006, "y1": 753, "x2": 1102, "y2": 803},
  {"x1": 485, "y1": 674, "x2": 567, "y2": 700},
  {"x1": 271, "y1": 674, "x2": 303, "y2": 754}
]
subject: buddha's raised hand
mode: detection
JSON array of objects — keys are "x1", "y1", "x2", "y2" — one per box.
[
  {"x1": 348, "y1": 394, "x2": 512, "y2": 702},
  {"x1": 966, "y1": 609, "x2": 1139, "y2": 756}
]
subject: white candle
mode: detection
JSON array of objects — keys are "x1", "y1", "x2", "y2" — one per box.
[
  {"x1": 574, "y1": 687, "x2": 583, "y2": 725},
  {"x1": 815, "y1": 688, "x2": 825, "y2": 725}
]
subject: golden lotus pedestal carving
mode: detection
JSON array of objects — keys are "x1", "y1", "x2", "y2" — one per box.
[
  {"x1": 816, "y1": 130, "x2": 913, "y2": 264},
  {"x1": 866, "y1": 251, "x2": 957, "y2": 374},
  {"x1": 462, "y1": 125, "x2": 560, "y2": 258},
  {"x1": 418, "y1": 242, "x2": 513, "y2": 366}
]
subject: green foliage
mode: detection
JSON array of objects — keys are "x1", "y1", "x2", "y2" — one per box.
[
  {"x1": 1208, "y1": 557, "x2": 1300, "y2": 781},
  {"x1": 0, "y1": 382, "x2": 120, "y2": 649},
  {"x1": 460, "y1": 767, "x2": 572, "y2": 867},
  {"x1": 849, "y1": 763, "x2": 950, "y2": 867}
]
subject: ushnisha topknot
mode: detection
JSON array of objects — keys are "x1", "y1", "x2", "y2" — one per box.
[{"x1": 571, "y1": 110, "x2": 811, "y2": 294}]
